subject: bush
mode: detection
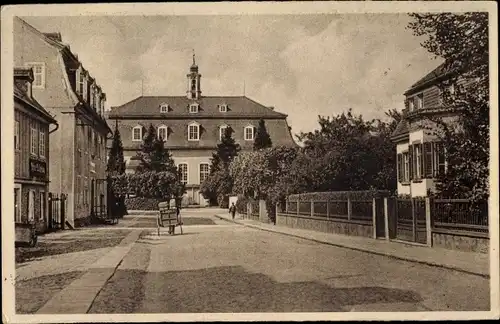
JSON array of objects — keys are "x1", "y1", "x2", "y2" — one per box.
[
  {"x1": 125, "y1": 197, "x2": 163, "y2": 211},
  {"x1": 217, "y1": 194, "x2": 229, "y2": 209},
  {"x1": 235, "y1": 195, "x2": 248, "y2": 214},
  {"x1": 287, "y1": 190, "x2": 391, "y2": 202}
]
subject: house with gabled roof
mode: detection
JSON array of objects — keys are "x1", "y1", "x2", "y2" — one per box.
[
  {"x1": 107, "y1": 54, "x2": 297, "y2": 205},
  {"x1": 14, "y1": 17, "x2": 112, "y2": 227},
  {"x1": 391, "y1": 61, "x2": 463, "y2": 197}
]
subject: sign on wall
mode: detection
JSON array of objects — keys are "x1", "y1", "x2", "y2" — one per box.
[{"x1": 29, "y1": 159, "x2": 47, "y2": 177}]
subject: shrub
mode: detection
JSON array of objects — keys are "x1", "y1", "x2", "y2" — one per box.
[
  {"x1": 287, "y1": 190, "x2": 391, "y2": 202},
  {"x1": 217, "y1": 194, "x2": 229, "y2": 209},
  {"x1": 235, "y1": 195, "x2": 248, "y2": 214},
  {"x1": 125, "y1": 197, "x2": 163, "y2": 211}
]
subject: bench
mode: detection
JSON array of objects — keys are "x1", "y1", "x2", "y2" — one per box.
[{"x1": 157, "y1": 201, "x2": 183, "y2": 236}]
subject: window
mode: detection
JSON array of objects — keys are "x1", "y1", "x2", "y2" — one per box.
[
  {"x1": 403, "y1": 152, "x2": 410, "y2": 182},
  {"x1": 412, "y1": 143, "x2": 423, "y2": 180},
  {"x1": 14, "y1": 187, "x2": 21, "y2": 223},
  {"x1": 199, "y1": 163, "x2": 210, "y2": 183},
  {"x1": 188, "y1": 123, "x2": 199, "y2": 141},
  {"x1": 408, "y1": 98, "x2": 414, "y2": 112},
  {"x1": 30, "y1": 126, "x2": 38, "y2": 155},
  {"x1": 132, "y1": 126, "x2": 143, "y2": 141},
  {"x1": 244, "y1": 126, "x2": 255, "y2": 141},
  {"x1": 434, "y1": 142, "x2": 447, "y2": 176},
  {"x1": 415, "y1": 94, "x2": 424, "y2": 110},
  {"x1": 191, "y1": 79, "x2": 196, "y2": 91},
  {"x1": 26, "y1": 63, "x2": 45, "y2": 88},
  {"x1": 158, "y1": 126, "x2": 168, "y2": 141},
  {"x1": 40, "y1": 191, "x2": 46, "y2": 221},
  {"x1": 15, "y1": 120, "x2": 20, "y2": 150},
  {"x1": 219, "y1": 126, "x2": 228, "y2": 141},
  {"x1": 219, "y1": 104, "x2": 227, "y2": 112},
  {"x1": 160, "y1": 104, "x2": 169, "y2": 113},
  {"x1": 39, "y1": 130, "x2": 46, "y2": 158},
  {"x1": 178, "y1": 163, "x2": 188, "y2": 184},
  {"x1": 78, "y1": 70, "x2": 85, "y2": 95},
  {"x1": 28, "y1": 190, "x2": 35, "y2": 222},
  {"x1": 189, "y1": 104, "x2": 199, "y2": 113}
]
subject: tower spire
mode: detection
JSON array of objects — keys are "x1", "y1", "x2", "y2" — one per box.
[{"x1": 192, "y1": 49, "x2": 196, "y2": 66}]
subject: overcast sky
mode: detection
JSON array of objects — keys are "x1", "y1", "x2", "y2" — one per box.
[{"x1": 23, "y1": 14, "x2": 442, "y2": 137}]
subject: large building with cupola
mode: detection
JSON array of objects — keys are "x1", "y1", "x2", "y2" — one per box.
[{"x1": 107, "y1": 55, "x2": 297, "y2": 205}]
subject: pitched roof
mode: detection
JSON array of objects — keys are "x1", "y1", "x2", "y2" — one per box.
[
  {"x1": 390, "y1": 113, "x2": 409, "y2": 140},
  {"x1": 405, "y1": 61, "x2": 454, "y2": 95},
  {"x1": 108, "y1": 96, "x2": 287, "y2": 119}
]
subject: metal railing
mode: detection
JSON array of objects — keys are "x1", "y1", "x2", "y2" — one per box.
[{"x1": 432, "y1": 199, "x2": 488, "y2": 233}]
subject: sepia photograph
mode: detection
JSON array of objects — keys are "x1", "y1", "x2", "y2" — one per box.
[{"x1": 1, "y1": 1, "x2": 498, "y2": 322}]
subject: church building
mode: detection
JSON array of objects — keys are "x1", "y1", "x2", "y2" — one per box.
[{"x1": 107, "y1": 55, "x2": 297, "y2": 205}]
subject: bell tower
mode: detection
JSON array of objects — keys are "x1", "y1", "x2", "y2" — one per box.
[{"x1": 187, "y1": 51, "x2": 202, "y2": 99}]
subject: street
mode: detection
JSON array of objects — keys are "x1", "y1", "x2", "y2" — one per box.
[{"x1": 16, "y1": 208, "x2": 490, "y2": 314}]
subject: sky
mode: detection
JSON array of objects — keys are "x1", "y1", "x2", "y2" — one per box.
[{"x1": 23, "y1": 14, "x2": 442, "y2": 137}]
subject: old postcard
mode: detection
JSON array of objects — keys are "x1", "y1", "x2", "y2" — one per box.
[{"x1": 1, "y1": 1, "x2": 498, "y2": 322}]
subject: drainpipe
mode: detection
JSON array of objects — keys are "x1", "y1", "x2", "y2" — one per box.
[{"x1": 49, "y1": 122, "x2": 59, "y2": 134}]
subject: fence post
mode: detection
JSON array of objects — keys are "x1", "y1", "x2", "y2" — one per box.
[
  {"x1": 310, "y1": 200, "x2": 314, "y2": 217},
  {"x1": 384, "y1": 197, "x2": 390, "y2": 241},
  {"x1": 297, "y1": 200, "x2": 300, "y2": 216},
  {"x1": 61, "y1": 194, "x2": 66, "y2": 230},
  {"x1": 347, "y1": 198, "x2": 352, "y2": 221},
  {"x1": 372, "y1": 198, "x2": 377, "y2": 239},
  {"x1": 326, "y1": 198, "x2": 330, "y2": 219},
  {"x1": 285, "y1": 198, "x2": 288, "y2": 214},
  {"x1": 411, "y1": 198, "x2": 417, "y2": 242},
  {"x1": 425, "y1": 197, "x2": 432, "y2": 247}
]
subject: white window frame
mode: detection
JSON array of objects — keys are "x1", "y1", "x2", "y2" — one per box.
[
  {"x1": 219, "y1": 104, "x2": 227, "y2": 112},
  {"x1": 132, "y1": 126, "x2": 143, "y2": 141},
  {"x1": 158, "y1": 125, "x2": 168, "y2": 141},
  {"x1": 189, "y1": 103, "x2": 199, "y2": 114},
  {"x1": 199, "y1": 163, "x2": 210, "y2": 183},
  {"x1": 160, "y1": 103, "x2": 169, "y2": 113},
  {"x1": 77, "y1": 68, "x2": 85, "y2": 95},
  {"x1": 244, "y1": 125, "x2": 255, "y2": 141},
  {"x1": 416, "y1": 94, "x2": 424, "y2": 110},
  {"x1": 39, "y1": 130, "x2": 46, "y2": 159},
  {"x1": 403, "y1": 152, "x2": 410, "y2": 182},
  {"x1": 178, "y1": 163, "x2": 188, "y2": 185},
  {"x1": 15, "y1": 120, "x2": 20, "y2": 151},
  {"x1": 25, "y1": 62, "x2": 46, "y2": 89},
  {"x1": 39, "y1": 190, "x2": 46, "y2": 221},
  {"x1": 14, "y1": 184, "x2": 22, "y2": 223},
  {"x1": 408, "y1": 98, "x2": 414, "y2": 112},
  {"x1": 219, "y1": 125, "x2": 228, "y2": 141},
  {"x1": 30, "y1": 126, "x2": 38, "y2": 156},
  {"x1": 415, "y1": 144, "x2": 422, "y2": 179},
  {"x1": 188, "y1": 122, "x2": 200, "y2": 141},
  {"x1": 28, "y1": 189, "x2": 35, "y2": 222}
]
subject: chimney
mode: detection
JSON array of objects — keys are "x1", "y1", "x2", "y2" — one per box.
[{"x1": 268, "y1": 106, "x2": 274, "y2": 110}]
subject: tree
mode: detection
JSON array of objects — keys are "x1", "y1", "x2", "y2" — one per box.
[
  {"x1": 253, "y1": 119, "x2": 272, "y2": 150},
  {"x1": 408, "y1": 13, "x2": 489, "y2": 203},
  {"x1": 106, "y1": 127, "x2": 126, "y2": 175},
  {"x1": 136, "y1": 124, "x2": 176, "y2": 173},
  {"x1": 200, "y1": 127, "x2": 240, "y2": 206}
]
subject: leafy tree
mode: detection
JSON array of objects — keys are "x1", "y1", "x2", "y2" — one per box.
[
  {"x1": 106, "y1": 127, "x2": 126, "y2": 176},
  {"x1": 200, "y1": 127, "x2": 240, "y2": 206},
  {"x1": 408, "y1": 13, "x2": 489, "y2": 203},
  {"x1": 253, "y1": 119, "x2": 272, "y2": 150},
  {"x1": 136, "y1": 124, "x2": 176, "y2": 173}
]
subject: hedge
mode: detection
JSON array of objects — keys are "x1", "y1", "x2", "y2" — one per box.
[
  {"x1": 125, "y1": 197, "x2": 163, "y2": 211},
  {"x1": 287, "y1": 190, "x2": 391, "y2": 202}
]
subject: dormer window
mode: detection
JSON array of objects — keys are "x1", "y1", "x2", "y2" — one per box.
[
  {"x1": 77, "y1": 69, "x2": 85, "y2": 95},
  {"x1": 25, "y1": 63, "x2": 45, "y2": 89},
  {"x1": 219, "y1": 104, "x2": 228, "y2": 112},
  {"x1": 189, "y1": 103, "x2": 199, "y2": 113},
  {"x1": 415, "y1": 94, "x2": 423, "y2": 109},
  {"x1": 244, "y1": 125, "x2": 255, "y2": 141},
  {"x1": 158, "y1": 125, "x2": 168, "y2": 141},
  {"x1": 408, "y1": 98, "x2": 414, "y2": 112},
  {"x1": 188, "y1": 122, "x2": 200, "y2": 141},
  {"x1": 132, "y1": 125, "x2": 143, "y2": 142},
  {"x1": 160, "y1": 103, "x2": 169, "y2": 113}
]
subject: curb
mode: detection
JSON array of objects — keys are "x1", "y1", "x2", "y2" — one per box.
[{"x1": 213, "y1": 215, "x2": 489, "y2": 279}]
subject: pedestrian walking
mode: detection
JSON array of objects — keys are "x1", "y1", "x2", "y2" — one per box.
[{"x1": 229, "y1": 202, "x2": 236, "y2": 220}]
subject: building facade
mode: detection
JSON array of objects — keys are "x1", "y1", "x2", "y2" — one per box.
[
  {"x1": 391, "y1": 63, "x2": 462, "y2": 197},
  {"x1": 14, "y1": 67, "x2": 58, "y2": 233},
  {"x1": 14, "y1": 17, "x2": 112, "y2": 227},
  {"x1": 107, "y1": 56, "x2": 297, "y2": 205}
]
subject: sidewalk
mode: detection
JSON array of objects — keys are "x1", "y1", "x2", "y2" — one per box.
[{"x1": 214, "y1": 213, "x2": 489, "y2": 278}]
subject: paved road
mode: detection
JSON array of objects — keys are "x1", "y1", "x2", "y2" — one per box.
[{"x1": 85, "y1": 209, "x2": 489, "y2": 313}]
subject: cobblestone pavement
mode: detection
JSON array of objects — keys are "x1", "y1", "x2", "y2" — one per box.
[{"x1": 15, "y1": 209, "x2": 490, "y2": 314}]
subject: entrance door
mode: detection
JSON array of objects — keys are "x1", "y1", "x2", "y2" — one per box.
[
  {"x1": 28, "y1": 190, "x2": 35, "y2": 223},
  {"x1": 14, "y1": 185, "x2": 22, "y2": 223}
]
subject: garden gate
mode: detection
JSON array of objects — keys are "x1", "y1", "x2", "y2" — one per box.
[
  {"x1": 48, "y1": 192, "x2": 66, "y2": 230},
  {"x1": 395, "y1": 198, "x2": 427, "y2": 244}
]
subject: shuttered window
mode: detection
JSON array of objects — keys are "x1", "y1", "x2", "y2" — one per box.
[
  {"x1": 423, "y1": 142, "x2": 433, "y2": 178},
  {"x1": 397, "y1": 154, "x2": 403, "y2": 182},
  {"x1": 403, "y1": 152, "x2": 410, "y2": 182}
]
